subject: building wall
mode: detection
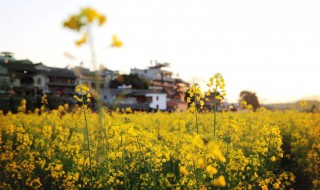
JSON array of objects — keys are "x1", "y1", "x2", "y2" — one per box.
[
  {"x1": 12, "y1": 78, "x2": 20, "y2": 87},
  {"x1": 131, "y1": 68, "x2": 160, "y2": 79},
  {"x1": 131, "y1": 68, "x2": 175, "y2": 85},
  {"x1": 146, "y1": 93, "x2": 167, "y2": 110},
  {"x1": 33, "y1": 74, "x2": 46, "y2": 89},
  {"x1": 0, "y1": 76, "x2": 10, "y2": 88},
  {"x1": 0, "y1": 65, "x2": 8, "y2": 74}
]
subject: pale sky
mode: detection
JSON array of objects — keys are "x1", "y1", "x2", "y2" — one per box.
[{"x1": 1, "y1": 0, "x2": 320, "y2": 103}]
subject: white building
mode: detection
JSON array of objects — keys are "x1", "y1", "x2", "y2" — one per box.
[
  {"x1": 146, "y1": 93, "x2": 167, "y2": 110},
  {"x1": 130, "y1": 62, "x2": 175, "y2": 98},
  {"x1": 105, "y1": 88, "x2": 167, "y2": 111}
]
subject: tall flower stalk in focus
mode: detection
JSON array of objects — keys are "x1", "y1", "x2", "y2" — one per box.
[
  {"x1": 73, "y1": 84, "x2": 93, "y2": 189},
  {"x1": 187, "y1": 83, "x2": 204, "y2": 134},
  {"x1": 206, "y1": 73, "x2": 226, "y2": 138}
]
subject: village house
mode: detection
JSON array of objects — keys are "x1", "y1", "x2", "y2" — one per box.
[
  {"x1": 0, "y1": 52, "x2": 79, "y2": 112},
  {"x1": 130, "y1": 61, "x2": 189, "y2": 110},
  {"x1": 104, "y1": 85, "x2": 167, "y2": 111},
  {"x1": 0, "y1": 53, "x2": 190, "y2": 112},
  {"x1": 0, "y1": 55, "x2": 78, "y2": 96}
]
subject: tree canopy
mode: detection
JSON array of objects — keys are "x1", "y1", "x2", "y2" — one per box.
[
  {"x1": 109, "y1": 74, "x2": 149, "y2": 89},
  {"x1": 239, "y1": 91, "x2": 260, "y2": 111}
]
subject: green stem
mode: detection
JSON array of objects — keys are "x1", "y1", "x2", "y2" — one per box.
[
  {"x1": 195, "y1": 107, "x2": 199, "y2": 134},
  {"x1": 193, "y1": 160, "x2": 199, "y2": 189},
  {"x1": 226, "y1": 117, "x2": 232, "y2": 158},
  {"x1": 121, "y1": 133, "x2": 127, "y2": 189},
  {"x1": 195, "y1": 91, "x2": 199, "y2": 134},
  {"x1": 82, "y1": 93, "x2": 93, "y2": 190},
  {"x1": 214, "y1": 98, "x2": 217, "y2": 138}
]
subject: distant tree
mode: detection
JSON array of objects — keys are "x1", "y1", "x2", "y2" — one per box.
[
  {"x1": 109, "y1": 74, "x2": 149, "y2": 89},
  {"x1": 239, "y1": 91, "x2": 260, "y2": 111},
  {"x1": 109, "y1": 75, "x2": 122, "y2": 88}
]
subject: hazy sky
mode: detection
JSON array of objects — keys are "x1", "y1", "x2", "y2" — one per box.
[{"x1": 1, "y1": 0, "x2": 320, "y2": 103}]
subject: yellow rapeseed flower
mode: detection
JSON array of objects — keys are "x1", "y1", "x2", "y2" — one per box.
[
  {"x1": 63, "y1": 15, "x2": 82, "y2": 30},
  {"x1": 82, "y1": 7, "x2": 100, "y2": 23},
  {"x1": 206, "y1": 165, "x2": 218, "y2": 178},
  {"x1": 75, "y1": 33, "x2": 88, "y2": 46},
  {"x1": 193, "y1": 134, "x2": 204, "y2": 148},
  {"x1": 273, "y1": 182, "x2": 280, "y2": 189},
  {"x1": 179, "y1": 166, "x2": 189, "y2": 176},
  {"x1": 197, "y1": 158, "x2": 206, "y2": 169},
  {"x1": 211, "y1": 175, "x2": 226, "y2": 187},
  {"x1": 75, "y1": 84, "x2": 90, "y2": 95},
  {"x1": 111, "y1": 35, "x2": 123, "y2": 47},
  {"x1": 98, "y1": 15, "x2": 107, "y2": 25},
  {"x1": 300, "y1": 100, "x2": 307, "y2": 109}
]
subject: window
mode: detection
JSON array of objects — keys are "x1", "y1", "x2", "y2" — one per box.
[
  {"x1": 37, "y1": 78, "x2": 41, "y2": 85},
  {"x1": 156, "y1": 96, "x2": 159, "y2": 101}
]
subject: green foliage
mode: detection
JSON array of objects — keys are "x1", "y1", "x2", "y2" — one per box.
[{"x1": 109, "y1": 74, "x2": 149, "y2": 89}]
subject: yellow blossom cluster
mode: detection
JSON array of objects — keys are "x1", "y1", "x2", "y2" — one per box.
[
  {"x1": 41, "y1": 93, "x2": 48, "y2": 105},
  {"x1": 73, "y1": 84, "x2": 92, "y2": 105},
  {"x1": 240, "y1": 100, "x2": 254, "y2": 111},
  {"x1": 206, "y1": 73, "x2": 226, "y2": 101},
  {"x1": 17, "y1": 99, "x2": 27, "y2": 113},
  {"x1": 63, "y1": 7, "x2": 122, "y2": 48},
  {"x1": 187, "y1": 83, "x2": 204, "y2": 112},
  {"x1": 63, "y1": 7, "x2": 106, "y2": 31},
  {"x1": 63, "y1": 7, "x2": 106, "y2": 46}
]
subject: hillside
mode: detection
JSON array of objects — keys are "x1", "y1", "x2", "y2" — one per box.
[{"x1": 264, "y1": 99, "x2": 320, "y2": 111}]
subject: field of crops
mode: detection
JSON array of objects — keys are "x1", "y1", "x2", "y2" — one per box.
[{"x1": 1, "y1": 102, "x2": 319, "y2": 190}]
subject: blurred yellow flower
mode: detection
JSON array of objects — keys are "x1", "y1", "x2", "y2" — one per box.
[
  {"x1": 300, "y1": 100, "x2": 307, "y2": 109},
  {"x1": 206, "y1": 165, "x2": 218, "y2": 178},
  {"x1": 75, "y1": 33, "x2": 88, "y2": 46},
  {"x1": 273, "y1": 182, "x2": 280, "y2": 189},
  {"x1": 197, "y1": 158, "x2": 206, "y2": 169},
  {"x1": 111, "y1": 35, "x2": 123, "y2": 47},
  {"x1": 82, "y1": 7, "x2": 100, "y2": 23},
  {"x1": 63, "y1": 15, "x2": 82, "y2": 30},
  {"x1": 75, "y1": 84, "x2": 90, "y2": 95},
  {"x1": 179, "y1": 166, "x2": 189, "y2": 176},
  {"x1": 99, "y1": 15, "x2": 107, "y2": 25},
  {"x1": 200, "y1": 100, "x2": 204, "y2": 107},
  {"x1": 211, "y1": 175, "x2": 226, "y2": 187},
  {"x1": 193, "y1": 134, "x2": 204, "y2": 148}
]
